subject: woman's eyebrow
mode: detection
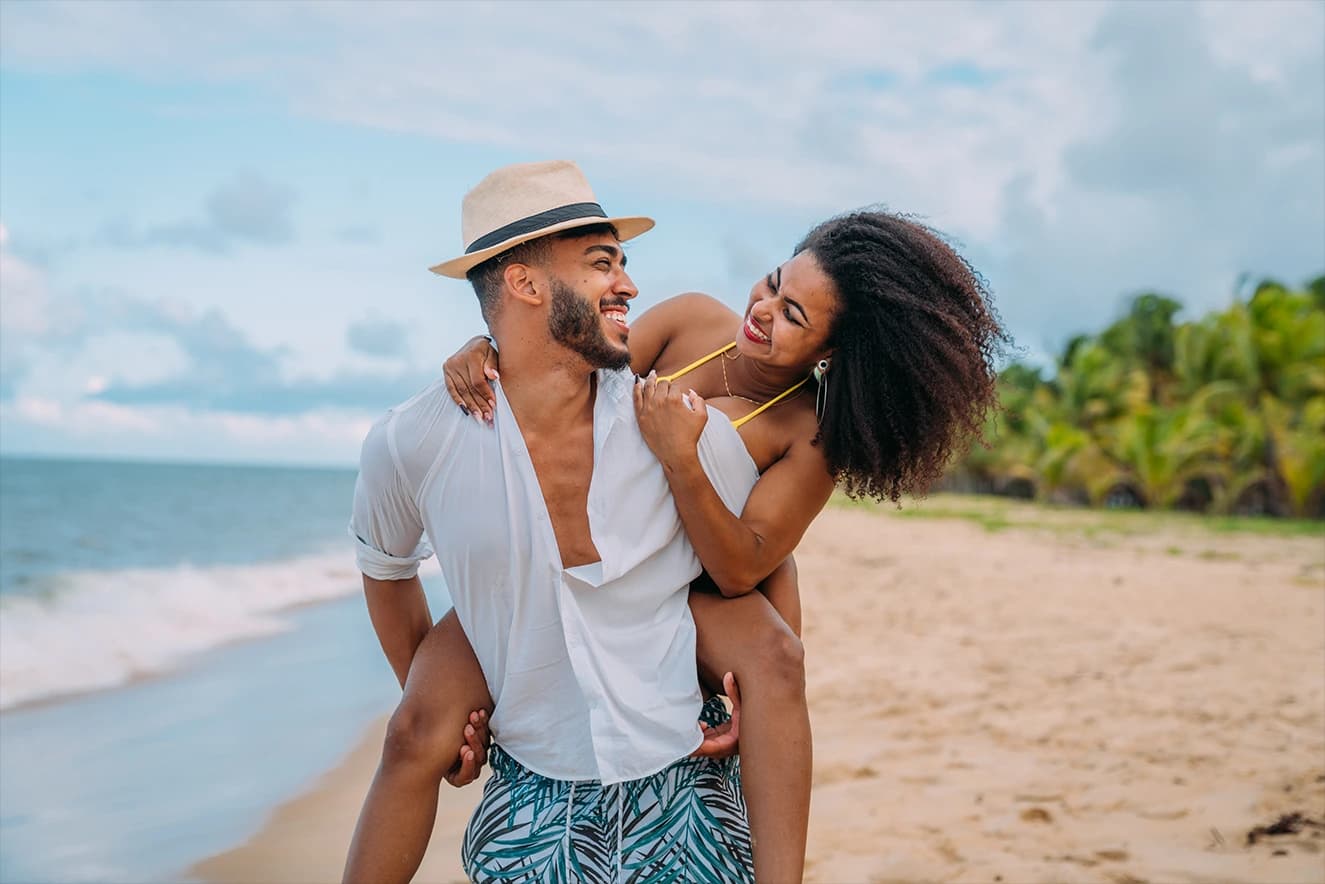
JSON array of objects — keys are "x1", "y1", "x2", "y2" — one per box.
[{"x1": 783, "y1": 295, "x2": 811, "y2": 326}]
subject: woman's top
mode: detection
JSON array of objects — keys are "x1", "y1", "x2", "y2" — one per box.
[{"x1": 659, "y1": 341, "x2": 808, "y2": 429}]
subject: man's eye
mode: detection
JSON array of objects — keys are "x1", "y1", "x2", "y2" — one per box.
[{"x1": 597, "y1": 260, "x2": 612, "y2": 270}]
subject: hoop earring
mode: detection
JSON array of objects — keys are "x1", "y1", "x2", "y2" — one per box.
[{"x1": 814, "y1": 359, "x2": 830, "y2": 423}]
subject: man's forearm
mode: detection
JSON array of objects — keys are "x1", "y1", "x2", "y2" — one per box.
[{"x1": 362, "y1": 574, "x2": 433, "y2": 688}]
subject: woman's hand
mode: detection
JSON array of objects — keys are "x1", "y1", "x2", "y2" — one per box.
[
  {"x1": 634, "y1": 371, "x2": 708, "y2": 471},
  {"x1": 443, "y1": 336, "x2": 501, "y2": 423}
]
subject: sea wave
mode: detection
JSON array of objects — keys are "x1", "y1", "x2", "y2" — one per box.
[{"x1": 0, "y1": 549, "x2": 393, "y2": 710}]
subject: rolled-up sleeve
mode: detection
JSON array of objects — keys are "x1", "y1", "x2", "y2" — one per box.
[{"x1": 349, "y1": 413, "x2": 434, "y2": 580}]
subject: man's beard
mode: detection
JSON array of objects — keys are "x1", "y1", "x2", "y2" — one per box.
[{"x1": 548, "y1": 279, "x2": 631, "y2": 370}]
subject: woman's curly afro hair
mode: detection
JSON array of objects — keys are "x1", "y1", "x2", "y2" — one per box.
[{"x1": 800, "y1": 209, "x2": 1008, "y2": 502}]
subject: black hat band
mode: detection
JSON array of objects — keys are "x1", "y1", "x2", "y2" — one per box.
[{"x1": 465, "y1": 202, "x2": 608, "y2": 254}]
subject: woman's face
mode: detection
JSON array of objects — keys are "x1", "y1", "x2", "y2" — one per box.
[{"x1": 735, "y1": 249, "x2": 839, "y2": 370}]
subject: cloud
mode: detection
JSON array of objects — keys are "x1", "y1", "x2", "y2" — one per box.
[
  {"x1": 0, "y1": 242, "x2": 426, "y2": 416},
  {"x1": 346, "y1": 316, "x2": 408, "y2": 359},
  {"x1": 92, "y1": 365, "x2": 437, "y2": 415},
  {"x1": 2, "y1": 0, "x2": 1321, "y2": 367},
  {"x1": 0, "y1": 224, "x2": 89, "y2": 399},
  {"x1": 2, "y1": 395, "x2": 375, "y2": 465},
  {"x1": 993, "y1": 0, "x2": 1325, "y2": 358},
  {"x1": 100, "y1": 170, "x2": 295, "y2": 254},
  {"x1": 76, "y1": 298, "x2": 430, "y2": 413}
]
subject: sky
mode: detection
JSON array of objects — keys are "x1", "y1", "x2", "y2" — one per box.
[{"x1": 1, "y1": 0, "x2": 1322, "y2": 467}]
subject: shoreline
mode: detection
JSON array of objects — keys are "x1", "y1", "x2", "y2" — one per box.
[
  {"x1": 193, "y1": 503, "x2": 1325, "y2": 884},
  {"x1": 188, "y1": 714, "x2": 483, "y2": 884}
]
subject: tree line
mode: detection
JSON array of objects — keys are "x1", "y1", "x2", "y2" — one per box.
[{"x1": 949, "y1": 276, "x2": 1325, "y2": 518}]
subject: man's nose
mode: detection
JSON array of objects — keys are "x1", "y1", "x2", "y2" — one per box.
[{"x1": 616, "y1": 270, "x2": 639, "y2": 300}]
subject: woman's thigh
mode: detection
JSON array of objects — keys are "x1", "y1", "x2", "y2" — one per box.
[
  {"x1": 397, "y1": 610, "x2": 494, "y2": 731},
  {"x1": 688, "y1": 590, "x2": 800, "y2": 693}
]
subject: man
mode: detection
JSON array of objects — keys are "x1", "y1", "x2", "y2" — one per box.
[{"x1": 346, "y1": 160, "x2": 753, "y2": 883}]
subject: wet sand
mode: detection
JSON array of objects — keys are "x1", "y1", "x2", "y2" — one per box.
[{"x1": 194, "y1": 498, "x2": 1325, "y2": 883}]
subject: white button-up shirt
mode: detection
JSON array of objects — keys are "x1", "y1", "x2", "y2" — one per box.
[{"x1": 350, "y1": 368, "x2": 759, "y2": 784}]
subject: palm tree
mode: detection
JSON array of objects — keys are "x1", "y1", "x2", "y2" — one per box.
[{"x1": 950, "y1": 275, "x2": 1325, "y2": 518}]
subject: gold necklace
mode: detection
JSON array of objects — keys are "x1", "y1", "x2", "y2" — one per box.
[{"x1": 721, "y1": 350, "x2": 774, "y2": 406}]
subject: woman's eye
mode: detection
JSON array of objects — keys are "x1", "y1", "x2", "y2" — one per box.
[{"x1": 782, "y1": 308, "x2": 799, "y2": 326}]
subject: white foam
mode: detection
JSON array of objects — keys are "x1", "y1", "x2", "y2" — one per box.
[{"x1": 0, "y1": 550, "x2": 432, "y2": 710}]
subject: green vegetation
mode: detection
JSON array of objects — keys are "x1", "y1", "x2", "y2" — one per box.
[
  {"x1": 829, "y1": 491, "x2": 1325, "y2": 539},
  {"x1": 950, "y1": 277, "x2": 1325, "y2": 520}
]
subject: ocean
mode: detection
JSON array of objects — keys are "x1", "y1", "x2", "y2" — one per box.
[{"x1": 0, "y1": 456, "x2": 450, "y2": 882}]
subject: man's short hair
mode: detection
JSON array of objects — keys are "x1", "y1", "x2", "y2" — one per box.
[{"x1": 466, "y1": 222, "x2": 620, "y2": 323}]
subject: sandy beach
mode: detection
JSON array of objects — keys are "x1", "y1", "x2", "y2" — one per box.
[{"x1": 193, "y1": 497, "x2": 1325, "y2": 884}]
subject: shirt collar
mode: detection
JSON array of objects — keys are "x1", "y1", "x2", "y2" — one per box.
[{"x1": 592, "y1": 368, "x2": 635, "y2": 446}]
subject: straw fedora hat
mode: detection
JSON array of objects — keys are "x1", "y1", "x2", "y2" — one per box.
[{"x1": 430, "y1": 160, "x2": 654, "y2": 279}]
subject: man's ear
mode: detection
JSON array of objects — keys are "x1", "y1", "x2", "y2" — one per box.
[{"x1": 503, "y1": 262, "x2": 542, "y2": 307}]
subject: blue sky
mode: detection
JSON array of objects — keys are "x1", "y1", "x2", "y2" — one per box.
[{"x1": 1, "y1": 0, "x2": 1321, "y2": 466}]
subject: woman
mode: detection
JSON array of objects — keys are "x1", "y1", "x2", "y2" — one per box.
[{"x1": 362, "y1": 209, "x2": 1004, "y2": 882}]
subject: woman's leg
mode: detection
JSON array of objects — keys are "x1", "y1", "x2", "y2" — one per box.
[
  {"x1": 342, "y1": 610, "x2": 494, "y2": 884},
  {"x1": 690, "y1": 587, "x2": 810, "y2": 883}
]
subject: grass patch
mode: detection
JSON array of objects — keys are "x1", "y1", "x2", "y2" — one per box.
[
  {"x1": 1196, "y1": 549, "x2": 1241, "y2": 561},
  {"x1": 829, "y1": 491, "x2": 1325, "y2": 541}
]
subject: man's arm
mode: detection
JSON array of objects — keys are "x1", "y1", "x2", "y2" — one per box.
[
  {"x1": 362, "y1": 574, "x2": 433, "y2": 688},
  {"x1": 350, "y1": 411, "x2": 437, "y2": 681}
]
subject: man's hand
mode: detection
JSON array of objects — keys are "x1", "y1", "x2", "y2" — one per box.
[
  {"x1": 692, "y1": 672, "x2": 742, "y2": 760},
  {"x1": 444, "y1": 709, "x2": 492, "y2": 787}
]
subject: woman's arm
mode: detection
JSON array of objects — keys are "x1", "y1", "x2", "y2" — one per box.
[
  {"x1": 635, "y1": 377, "x2": 835, "y2": 596},
  {"x1": 441, "y1": 293, "x2": 735, "y2": 417},
  {"x1": 625, "y1": 292, "x2": 735, "y2": 376}
]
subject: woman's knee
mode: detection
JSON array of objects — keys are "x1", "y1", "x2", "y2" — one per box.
[
  {"x1": 744, "y1": 622, "x2": 806, "y2": 697},
  {"x1": 382, "y1": 697, "x2": 458, "y2": 774}
]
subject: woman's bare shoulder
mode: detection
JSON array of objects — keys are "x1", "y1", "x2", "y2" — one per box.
[
  {"x1": 643, "y1": 292, "x2": 741, "y2": 328},
  {"x1": 633, "y1": 293, "x2": 741, "y2": 374}
]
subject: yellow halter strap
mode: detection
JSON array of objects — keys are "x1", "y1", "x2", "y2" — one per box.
[
  {"x1": 730, "y1": 377, "x2": 809, "y2": 429},
  {"x1": 657, "y1": 342, "x2": 737, "y2": 383},
  {"x1": 656, "y1": 341, "x2": 808, "y2": 429}
]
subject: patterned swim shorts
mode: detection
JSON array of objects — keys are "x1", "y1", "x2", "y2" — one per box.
[{"x1": 461, "y1": 697, "x2": 753, "y2": 883}]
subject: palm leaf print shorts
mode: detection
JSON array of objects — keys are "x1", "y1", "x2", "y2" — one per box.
[{"x1": 461, "y1": 697, "x2": 754, "y2": 883}]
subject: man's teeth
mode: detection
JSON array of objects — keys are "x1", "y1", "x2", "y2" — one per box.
[{"x1": 603, "y1": 309, "x2": 628, "y2": 326}]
